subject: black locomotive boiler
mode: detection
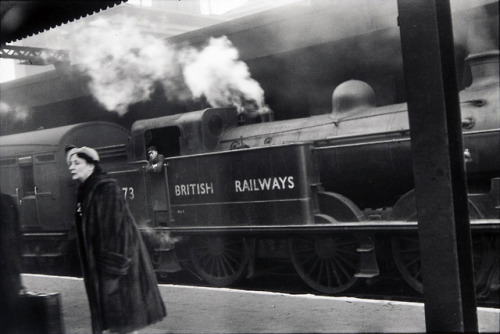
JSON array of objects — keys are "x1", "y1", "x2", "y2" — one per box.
[{"x1": 0, "y1": 50, "x2": 498, "y2": 296}]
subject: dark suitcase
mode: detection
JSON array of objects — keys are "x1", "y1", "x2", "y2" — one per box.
[{"x1": 18, "y1": 292, "x2": 65, "y2": 334}]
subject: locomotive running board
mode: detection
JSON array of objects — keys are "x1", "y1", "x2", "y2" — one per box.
[{"x1": 155, "y1": 219, "x2": 500, "y2": 234}]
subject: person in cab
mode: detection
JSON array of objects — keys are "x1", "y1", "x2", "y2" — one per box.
[{"x1": 146, "y1": 146, "x2": 165, "y2": 173}]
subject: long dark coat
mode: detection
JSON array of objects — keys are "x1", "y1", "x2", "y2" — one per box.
[
  {"x1": 75, "y1": 172, "x2": 166, "y2": 334},
  {"x1": 0, "y1": 192, "x2": 23, "y2": 334}
]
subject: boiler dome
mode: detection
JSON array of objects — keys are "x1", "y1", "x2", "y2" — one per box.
[{"x1": 332, "y1": 80, "x2": 376, "y2": 113}]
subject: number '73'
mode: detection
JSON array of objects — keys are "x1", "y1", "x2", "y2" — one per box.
[{"x1": 122, "y1": 187, "x2": 135, "y2": 200}]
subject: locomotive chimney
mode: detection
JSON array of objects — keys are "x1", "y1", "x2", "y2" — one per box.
[{"x1": 465, "y1": 50, "x2": 499, "y2": 89}]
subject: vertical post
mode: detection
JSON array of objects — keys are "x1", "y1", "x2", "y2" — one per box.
[{"x1": 396, "y1": 0, "x2": 478, "y2": 332}]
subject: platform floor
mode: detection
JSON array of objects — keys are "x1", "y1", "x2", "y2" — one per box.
[{"x1": 20, "y1": 274, "x2": 500, "y2": 333}]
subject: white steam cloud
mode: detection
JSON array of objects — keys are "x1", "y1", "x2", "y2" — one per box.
[
  {"x1": 70, "y1": 18, "x2": 180, "y2": 115},
  {"x1": 0, "y1": 102, "x2": 29, "y2": 122},
  {"x1": 182, "y1": 36, "x2": 269, "y2": 115},
  {"x1": 450, "y1": 0, "x2": 499, "y2": 53},
  {"x1": 68, "y1": 16, "x2": 269, "y2": 116},
  {"x1": 141, "y1": 227, "x2": 182, "y2": 249}
]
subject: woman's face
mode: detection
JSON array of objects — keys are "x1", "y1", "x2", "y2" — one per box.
[{"x1": 68, "y1": 154, "x2": 94, "y2": 182}]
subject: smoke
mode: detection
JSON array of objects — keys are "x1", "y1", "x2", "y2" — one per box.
[
  {"x1": 461, "y1": 14, "x2": 499, "y2": 53},
  {"x1": 0, "y1": 101, "x2": 29, "y2": 122},
  {"x1": 450, "y1": 0, "x2": 499, "y2": 53},
  {"x1": 0, "y1": 102, "x2": 30, "y2": 133},
  {"x1": 182, "y1": 36, "x2": 269, "y2": 115},
  {"x1": 69, "y1": 17, "x2": 180, "y2": 115},
  {"x1": 68, "y1": 16, "x2": 269, "y2": 116},
  {"x1": 140, "y1": 227, "x2": 182, "y2": 249}
]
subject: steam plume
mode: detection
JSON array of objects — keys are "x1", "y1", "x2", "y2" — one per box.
[
  {"x1": 140, "y1": 227, "x2": 182, "y2": 249},
  {"x1": 450, "y1": 0, "x2": 499, "y2": 53},
  {"x1": 182, "y1": 36, "x2": 268, "y2": 115},
  {"x1": 68, "y1": 16, "x2": 270, "y2": 116},
  {"x1": 0, "y1": 102, "x2": 29, "y2": 122},
  {"x1": 69, "y1": 17, "x2": 179, "y2": 115}
]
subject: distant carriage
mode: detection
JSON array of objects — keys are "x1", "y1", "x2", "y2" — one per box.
[{"x1": 0, "y1": 122, "x2": 130, "y2": 274}]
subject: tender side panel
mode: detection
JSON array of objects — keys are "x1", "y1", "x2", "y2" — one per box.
[
  {"x1": 107, "y1": 162, "x2": 152, "y2": 227},
  {"x1": 166, "y1": 144, "x2": 318, "y2": 227}
]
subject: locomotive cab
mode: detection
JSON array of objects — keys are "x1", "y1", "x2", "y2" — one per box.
[
  {"x1": 128, "y1": 108, "x2": 240, "y2": 224},
  {"x1": 127, "y1": 108, "x2": 241, "y2": 274},
  {"x1": 130, "y1": 107, "x2": 239, "y2": 160}
]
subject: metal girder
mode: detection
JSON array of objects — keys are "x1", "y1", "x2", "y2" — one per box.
[
  {"x1": 397, "y1": 0, "x2": 478, "y2": 332},
  {"x1": 0, "y1": 45, "x2": 69, "y2": 65}
]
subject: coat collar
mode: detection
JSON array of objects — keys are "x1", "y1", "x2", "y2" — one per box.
[{"x1": 78, "y1": 171, "x2": 113, "y2": 203}]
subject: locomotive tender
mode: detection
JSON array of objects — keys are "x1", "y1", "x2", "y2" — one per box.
[{"x1": 1, "y1": 50, "x2": 498, "y2": 295}]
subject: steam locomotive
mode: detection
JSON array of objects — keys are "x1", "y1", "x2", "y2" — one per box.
[{"x1": 1, "y1": 50, "x2": 498, "y2": 296}]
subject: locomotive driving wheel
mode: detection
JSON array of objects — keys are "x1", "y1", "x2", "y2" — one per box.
[
  {"x1": 392, "y1": 234, "x2": 492, "y2": 295},
  {"x1": 189, "y1": 235, "x2": 249, "y2": 287},
  {"x1": 288, "y1": 233, "x2": 360, "y2": 294},
  {"x1": 391, "y1": 235, "x2": 422, "y2": 293},
  {"x1": 391, "y1": 191, "x2": 493, "y2": 295},
  {"x1": 288, "y1": 191, "x2": 365, "y2": 294}
]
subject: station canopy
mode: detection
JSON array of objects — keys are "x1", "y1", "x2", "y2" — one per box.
[{"x1": 1, "y1": 1, "x2": 125, "y2": 45}]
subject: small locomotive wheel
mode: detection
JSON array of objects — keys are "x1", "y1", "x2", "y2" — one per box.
[
  {"x1": 288, "y1": 234, "x2": 360, "y2": 294},
  {"x1": 188, "y1": 235, "x2": 249, "y2": 287}
]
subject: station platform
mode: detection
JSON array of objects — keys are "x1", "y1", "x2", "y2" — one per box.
[{"x1": 21, "y1": 274, "x2": 500, "y2": 333}]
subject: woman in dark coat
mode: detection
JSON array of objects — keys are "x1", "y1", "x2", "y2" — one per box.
[
  {"x1": 66, "y1": 146, "x2": 166, "y2": 334},
  {"x1": 0, "y1": 190, "x2": 23, "y2": 334}
]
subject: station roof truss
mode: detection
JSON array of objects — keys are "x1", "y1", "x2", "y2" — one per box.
[{"x1": 0, "y1": 45, "x2": 69, "y2": 65}]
